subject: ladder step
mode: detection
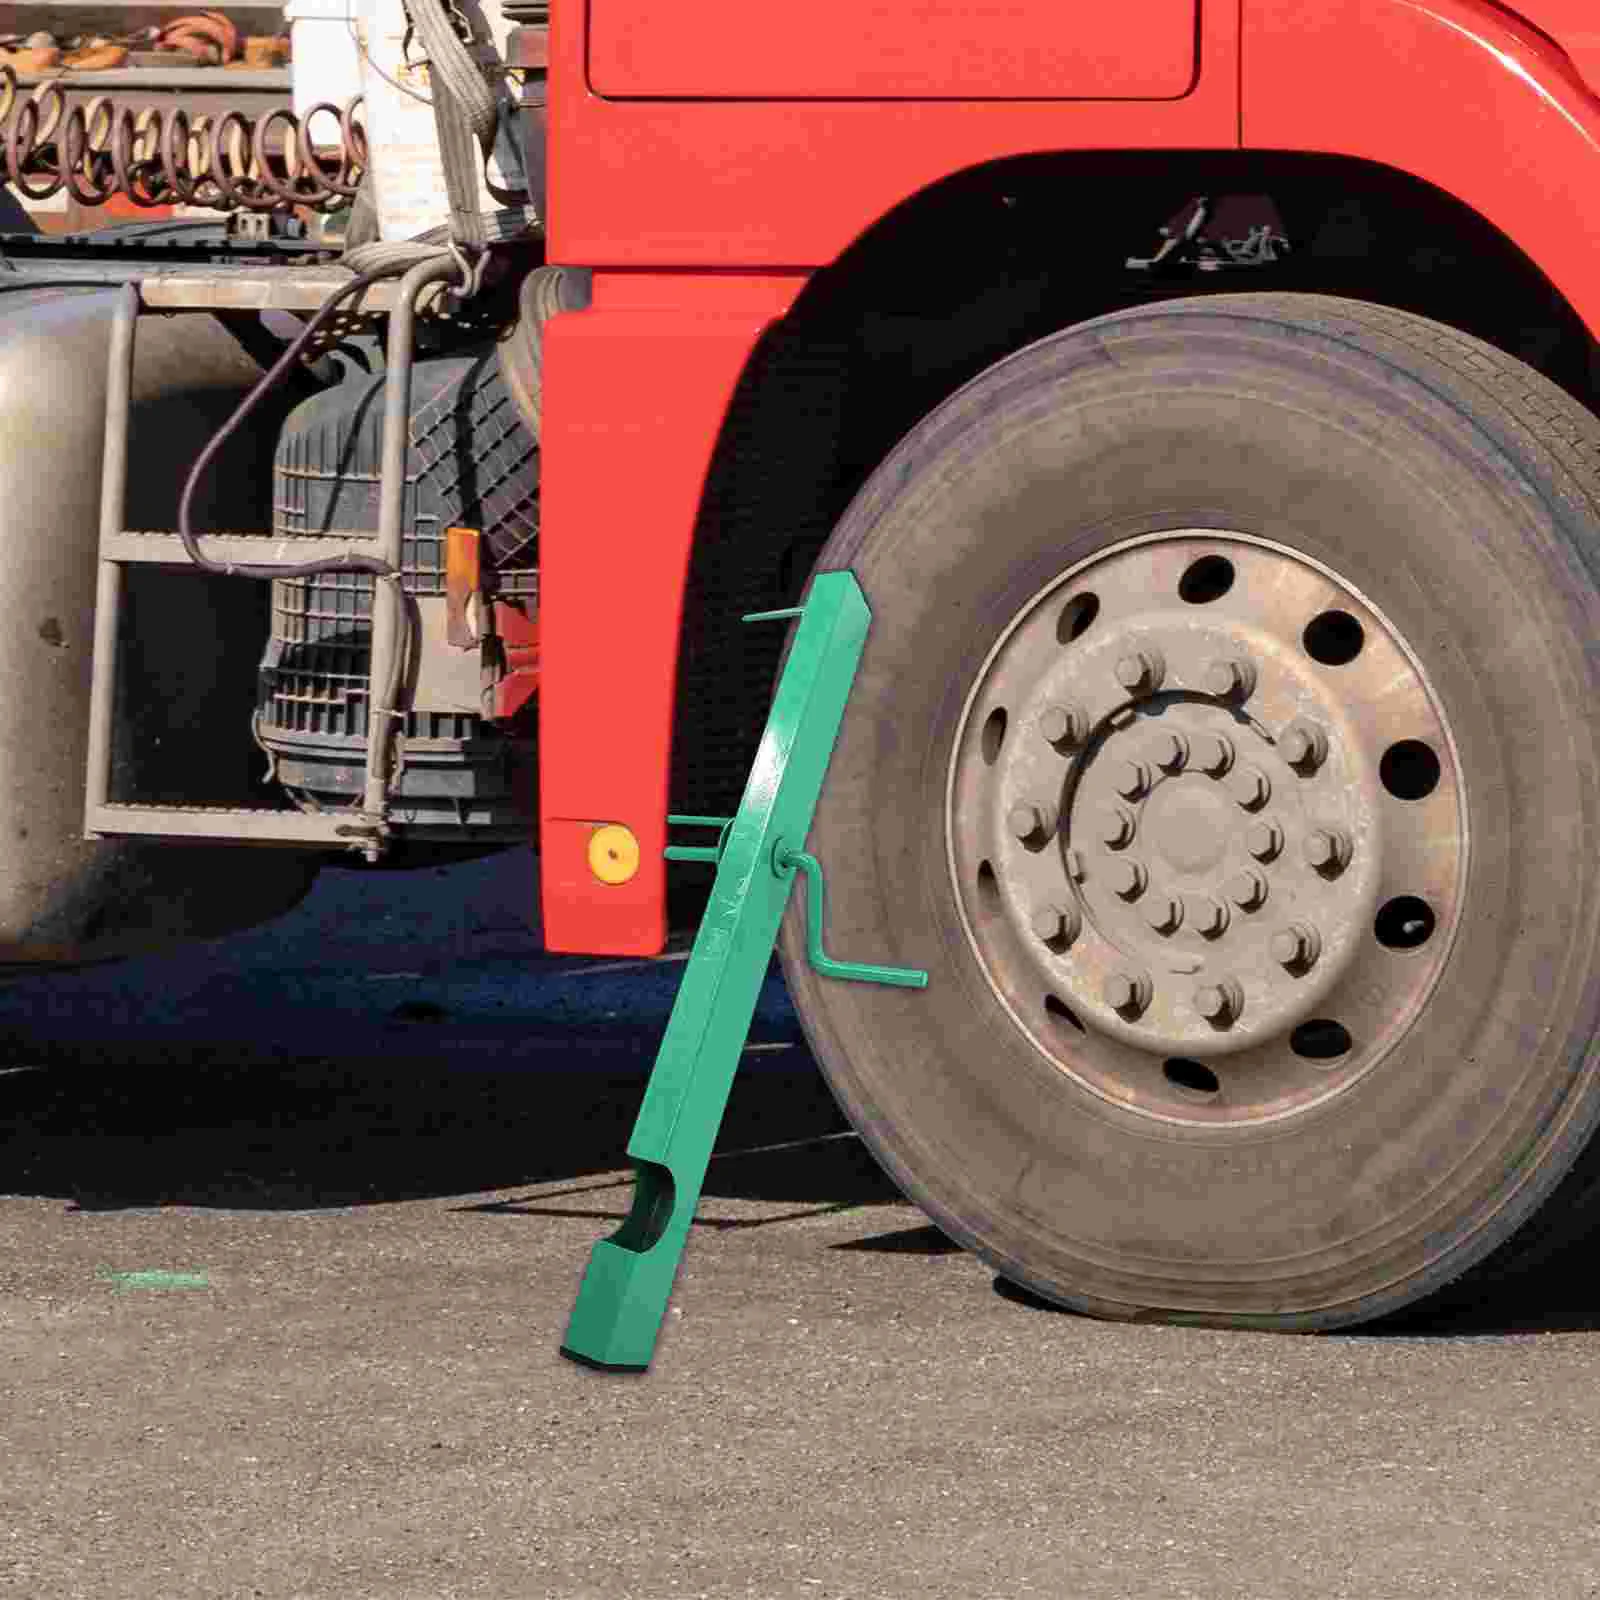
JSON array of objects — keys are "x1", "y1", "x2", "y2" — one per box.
[
  {"x1": 87, "y1": 804, "x2": 532, "y2": 848},
  {"x1": 86, "y1": 804, "x2": 367, "y2": 844},
  {"x1": 104, "y1": 531, "x2": 371, "y2": 569}
]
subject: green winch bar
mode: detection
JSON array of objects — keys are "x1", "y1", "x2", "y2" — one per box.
[{"x1": 561, "y1": 570, "x2": 928, "y2": 1373}]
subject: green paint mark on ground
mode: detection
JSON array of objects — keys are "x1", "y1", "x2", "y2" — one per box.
[{"x1": 97, "y1": 1269, "x2": 211, "y2": 1292}]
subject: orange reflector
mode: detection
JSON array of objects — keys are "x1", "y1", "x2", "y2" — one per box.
[{"x1": 445, "y1": 526, "x2": 482, "y2": 648}]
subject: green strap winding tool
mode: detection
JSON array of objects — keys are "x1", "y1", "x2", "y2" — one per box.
[{"x1": 561, "y1": 570, "x2": 927, "y2": 1372}]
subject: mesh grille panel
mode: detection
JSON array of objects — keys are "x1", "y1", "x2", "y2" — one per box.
[{"x1": 257, "y1": 349, "x2": 539, "y2": 814}]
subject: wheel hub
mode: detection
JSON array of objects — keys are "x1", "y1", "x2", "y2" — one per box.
[
  {"x1": 1143, "y1": 782, "x2": 1230, "y2": 874},
  {"x1": 947, "y1": 532, "x2": 1463, "y2": 1125}
]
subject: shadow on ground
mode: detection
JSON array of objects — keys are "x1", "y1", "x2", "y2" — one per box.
[
  {"x1": 0, "y1": 848, "x2": 887, "y2": 1213},
  {"x1": 1, "y1": 846, "x2": 1596, "y2": 1337},
  {"x1": 0, "y1": 1034, "x2": 887, "y2": 1213}
]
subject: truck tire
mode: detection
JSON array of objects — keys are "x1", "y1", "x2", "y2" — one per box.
[{"x1": 780, "y1": 292, "x2": 1600, "y2": 1329}]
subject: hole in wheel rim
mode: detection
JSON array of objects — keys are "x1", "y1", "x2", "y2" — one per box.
[
  {"x1": 1303, "y1": 609, "x2": 1365, "y2": 665},
  {"x1": 980, "y1": 707, "x2": 1007, "y2": 765},
  {"x1": 1380, "y1": 739, "x2": 1441, "y2": 800},
  {"x1": 1163, "y1": 1058, "x2": 1220, "y2": 1097},
  {"x1": 1045, "y1": 994, "x2": 1085, "y2": 1034},
  {"x1": 1290, "y1": 1019, "x2": 1353, "y2": 1060},
  {"x1": 976, "y1": 860, "x2": 1001, "y2": 914},
  {"x1": 1057, "y1": 593, "x2": 1100, "y2": 644},
  {"x1": 1178, "y1": 555, "x2": 1236, "y2": 604},
  {"x1": 1375, "y1": 895, "x2": 1435, "y2": 949}
]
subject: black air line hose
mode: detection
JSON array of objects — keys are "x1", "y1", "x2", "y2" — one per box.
[{"x1": 175, "y1": 261, "x2": 425, "y2": 582}]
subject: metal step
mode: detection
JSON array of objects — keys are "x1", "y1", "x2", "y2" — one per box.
[
  {"x1": 85, "y1": 802, "x2": 533, "y2": 847},
  {"x1": 105, "y1": 530, "x2": 370, "y2": 569},
  {"x1": 86, "y1": 803, "x2": 369, "y2": 844},
  {"x1": 0, "y1": 256, "x2": 400, "y2": 310}
]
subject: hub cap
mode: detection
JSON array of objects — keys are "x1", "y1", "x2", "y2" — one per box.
[{"x1": 947, "y1": 533, "x2": 1464, "y2": 1126}]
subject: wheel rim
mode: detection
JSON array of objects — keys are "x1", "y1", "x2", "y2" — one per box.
[{"x1": 946, "y1": 531, "x2": 1466, "y2": 1127}]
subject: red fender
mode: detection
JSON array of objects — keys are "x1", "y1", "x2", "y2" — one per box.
[
  {"x1": 539, "y1": 0, "x2": 1600, "y2": 955},
  {"x1": 1243, "y1": 0, "x2": 1600, "y2": 342},
  {"x1": 538, "y1": 1, "x2": 1242, "y2": 954},
  {"x1": 539, "y1": 272, "x2": 803, "y2": 953}
]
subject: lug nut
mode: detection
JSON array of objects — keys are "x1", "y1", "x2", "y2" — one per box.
[
  {"x1": 1143, "y1": 894, "x2": 1183, "y2": 935},
  {"x1": 1115, "y1": 759, "x2": 1152, "y2": 800},
  {"x1": 1303, "y1": 826, "x2": 1352, "y2": 874},
  {"x1": 1203, "y1": 656, "x2": 1258, "y2": 700},
  {"x1": 1225, "y1": 867, "x2": 1267, "y2": 910},
  {"x1": 1114, "y1": 649, "x2": 1165, "y2": 696},
  {"x1": 1192, "y1": 733, "x2": 1235, "y2": 776},
  {"x1": 1281, "y1": 718, "x2": 1330, "y2": 772},
  {"x1": 1107, "y1": 858, "x2": 1148, "y2": 900},
  {"x1": 1246, "y1": 819, "x2": 1284, "y2": 862},
  {"x1": 1226, "y1": 764, "x2": 1271, "y2": 811},
  {"x1": 1104, "y1": 969, "x2": 1152, "y2": 1018},
  {"x1": 1194, "y1": 976, "x2": 1244, "y2": 1026},
  {"x1": 1031, "y1": 903, "x2": 1081, "y2": 947},
  {"x1": 1183, "y1": 893, "x2": 1230, "y2": 938},
  {"x1": 1145, "y1": 730, "x2": 1189, "y2": 771},
  {"x1": 1098, "y1": 804, "x2": 1136, "y2": 848},
  {"x1": 1039, "y1": 703, "x2": 1090, "y2": 747},
  {"x1": 1271, "y1": 921, "x2": 1323, "y2": 972},
  {"x1": 1008, "y1": 802, "x2": 1054, "y2": 842}
]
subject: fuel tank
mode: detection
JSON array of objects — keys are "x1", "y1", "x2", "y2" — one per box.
[{"x1": 0, "y1": 284, "x2": 318, "y2": 966}]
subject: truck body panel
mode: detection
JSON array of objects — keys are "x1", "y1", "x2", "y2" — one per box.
[
  {"x1": 1242, "y1": 0, "x2": 1600, "y2": 342},
  {"x1": 587, "y1": 0, "x2": 1199, "y2": 101},
  {"x1": 539, "y1": 272, "x2": 802, "y2": 954},
  {"x1": 538, "y1": 0, "x2": 1600, "y2": 954},
  {"x1": 538, "y1": 0, "x2": 1240, "y2": 952},
  {"x1": 547, "y1": 0, "x2": 1239, "y2": 267},
  {"x1": 1497, "y1": 0, "x2": 1600, "y2": 99}
]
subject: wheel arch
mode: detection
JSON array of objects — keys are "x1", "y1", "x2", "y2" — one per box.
[
  {"x1": 668, "y1": 142, "x2": 1600, "y2": 824},
  {"x1": 1243, "y1": 0, "x2": 1600, "y2": 350}
]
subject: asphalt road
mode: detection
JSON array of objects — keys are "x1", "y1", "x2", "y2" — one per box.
[{"x1": 4, "y1": 850, "x2": 1600, "y2": 1598}]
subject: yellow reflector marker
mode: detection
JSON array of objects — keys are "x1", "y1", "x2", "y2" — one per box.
[{"x1": 589, "y1": 824, "x2": 641, "y2": 885}]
